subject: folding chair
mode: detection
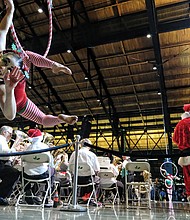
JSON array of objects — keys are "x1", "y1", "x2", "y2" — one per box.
[
  {"x1": 16, "y1": 153, "x2": 52, "y2": 209},
  {"x1": 125, "y1": 162, "x2": 151, "y2": 209},
  {"x1": 97, "y1": 156, "x2": 110, "y2": 170},
  {"x1": 8, "y1": 180, "x2": 22, "y2": 206},
  {"x1": 69, "y1": 163, "x2": 98, "y2": 206},
  {"x1": 98, "y1": 169, "x2": 120, "y2": 205}
]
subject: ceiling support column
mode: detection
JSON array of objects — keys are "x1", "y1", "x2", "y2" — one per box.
[{"x1": 145, "y1": 0, "x2": 173, "y2": 155}]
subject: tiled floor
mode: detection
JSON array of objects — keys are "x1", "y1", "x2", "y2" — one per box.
[{"x1": 0, "y1": 201, "x2": 190, "y2": 220}]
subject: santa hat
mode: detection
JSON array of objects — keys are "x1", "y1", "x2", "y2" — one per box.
[
  {"x1": 28, "y1": 128, "x2": 42, "y2": 138},
  {"x1": 181, "y1": 104, "x2": 190, "y2": 119},
  {"x1": 183, "y1": 104, "x2": 190, "y2": 112}
]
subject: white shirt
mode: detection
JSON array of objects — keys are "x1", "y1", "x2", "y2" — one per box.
[
  {"x1": 69, "y1": 147, "x2": 100, "y2": 175},
  {"x1": 122, "y1": 158, "x2": 132, "y2": 169},
  {"x1": 0, "y1": 135, "x2": 16, "y2": 161},
  {"x1": 24, "y1": 137, "x2": 52, "y2": 176}
]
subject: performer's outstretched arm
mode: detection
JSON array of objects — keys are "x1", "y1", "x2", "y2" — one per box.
[
  {"x1": 0, "y1": 67, "x2": 24, "y2": 120},
  {"x1": 0, "y1": 0, "x2": 14, "y2": 51}
]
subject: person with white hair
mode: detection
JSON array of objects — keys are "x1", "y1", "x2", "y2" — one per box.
[
  {"x1": 69, "y1": 138, "x2": 100, "y2": 175},
  {"x1": 69, "y1": 138, "x2": 100, "y2": 204},
  {"x1": 0, "y1": 125, "x2": 20, "y2": 205}
]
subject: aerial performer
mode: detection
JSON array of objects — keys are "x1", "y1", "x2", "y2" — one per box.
[
  {"x1": 0, "y1": 0, "x2": 78, "y2": 127},
  {"x1": 173, "y1": 104, "x2": 190, "y2": 202}
]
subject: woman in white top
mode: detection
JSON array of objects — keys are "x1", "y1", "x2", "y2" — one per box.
[{"x1": 99, "y1": 155, "x2": 124, "y2": 201}]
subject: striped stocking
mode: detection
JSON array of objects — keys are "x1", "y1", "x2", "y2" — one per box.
[
  {"x1": 19, "y1": 99, "x2": 62, "y2": 127},
  {"x1": 23, "y1": 50, "x2": 55, "y2": 69}
]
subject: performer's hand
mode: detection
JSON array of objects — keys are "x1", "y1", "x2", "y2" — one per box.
[{"x1": 4, "y1": 67, "x2": 25, "y2": 90}]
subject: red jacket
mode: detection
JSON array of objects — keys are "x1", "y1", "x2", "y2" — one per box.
[{"x1": 173, "y1": 117, "x2": 190, "y2": 151}]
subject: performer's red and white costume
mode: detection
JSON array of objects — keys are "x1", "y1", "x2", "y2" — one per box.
[
  {"x1": 15, "y1": 50, "x2": 63, "y2": 127},
  {"x1": 173, "y1": 104, "x2": 190, "y2": 197},
  {"x1": 23, "y1": 50, "x2": 55, "y2": 71}
]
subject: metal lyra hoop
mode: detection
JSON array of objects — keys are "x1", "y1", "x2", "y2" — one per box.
[{"x1": 160, "y1": 161, "x2": 178, "y2": 178}]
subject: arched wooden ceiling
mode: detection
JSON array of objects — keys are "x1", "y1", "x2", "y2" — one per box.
[{"x1": 0, "y1": 0, "x2": 189, "y2": 154}]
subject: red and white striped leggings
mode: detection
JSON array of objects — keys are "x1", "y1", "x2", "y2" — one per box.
[
  {"x1": 15, "y1": 51, "x2": 62, "y2": 127},
  {"x1": 24, "y1": 50, "x2": 55, "y2": 69}
]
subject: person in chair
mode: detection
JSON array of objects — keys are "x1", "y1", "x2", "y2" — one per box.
[
  {"x1": 0, "y1": 125, "x2": 20, "y2": 205},
  {"x1": 69, "y1": 138, "x2": 100, "y2": 203}
]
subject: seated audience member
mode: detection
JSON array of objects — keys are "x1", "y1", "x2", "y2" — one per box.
[
  {"x1": 55, "y1": 151, "x2": 69, "y2": 172},
  {"x1": 99, "y1": 155, "x2": 124, "y2": 201},
  {"x1": 69, "y1": 138, "x2": 100, "y2": 202},
  {"x1": 159, "y1": 187, "x2": 167, "y2": 201},
  {"x1": 69, "y1": 138, "x2": 100, "y2": 178},
  {"x1": 54, "y1": 152, "x2": 71, "y2": 200},
  {"x1": 59, "y1": 152, "x2": 69, "y2": 172},
  {"x1": 121, "y1": 156, "x2": 134, "y2": 181},
  {"x1": 0, "y1": 125, "x2": 20, "y2": 205},
  {"x1": 55, "y1": 152, "x2": 70, "y2": 187},
  {"x1": 121, "y1": 156, "x2": 134, "y2": 201},
  {"x1": 23, "y1": 128, "x2": 55, "y2": 205},
  {"x1": 12, "y1": 141, "x2": 28, "y2": 171},
  {"x1": 152, "y1": 177, "x2": 162, "y2": 201},
  {"x1": 12, "y1": 132, "x2": 30, "y2": 171}
]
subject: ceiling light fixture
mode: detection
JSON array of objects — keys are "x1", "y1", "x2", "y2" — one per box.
[
  {"x1": 67, "y1": 49, "x2": 71, "y2": 53},
  {"x1": 153, "y1": 65, "x2": 157, "y2": 70},
  {"x1": 38, "y1": 8, "x2": 43, "y2": 13},
  {"x1": 146, "y1": 34, "x2": 151, "y2": 38}
]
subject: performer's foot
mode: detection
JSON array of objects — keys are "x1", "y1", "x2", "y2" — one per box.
[
  {"x1": 52, "y1": 62, "x2": 72, "y2": 75},
  {"x1": 58, "y1": 114, "x2": 78, "y2": 125}
]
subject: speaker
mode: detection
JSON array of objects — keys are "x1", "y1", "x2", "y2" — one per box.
[
  {"x1": 80, "y1": 117, "x2": 92, "y2": 139},
  {"x1": 67, "y1": 125, "x2": 74, "y2": 140}
]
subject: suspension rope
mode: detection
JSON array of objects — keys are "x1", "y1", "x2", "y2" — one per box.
[
  {"x1": 9, "y1": 0, "x2": 53, "y2": 59},
  {"x1": 9, "y1": 24, "x2": 29, "y2": 59},
  {"x1": 43, "y1": 0, "x2": 53, "y2": 57}
]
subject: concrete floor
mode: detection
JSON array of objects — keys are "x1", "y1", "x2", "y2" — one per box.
[{"x1": 0, "y1": 201, "x2": 189, "y2": 220}]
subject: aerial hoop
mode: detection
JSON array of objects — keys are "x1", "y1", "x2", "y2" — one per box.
[
  {"x1": 9, "y1": 0, "x2": 53, "y2": 58},
  {"x1": 43, "y1": 0, "x2": 53, "y2": 57},
  {"x1": 160, "y1": 161, "x2": 178, "y2": 178},
  {"x1": 160, "y1": 161, "x2": 178, "y2": 189}
]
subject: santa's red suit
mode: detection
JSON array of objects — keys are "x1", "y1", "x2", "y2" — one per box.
[{"x1": 173, "y1": 104, "x2": 190, "y2": 197}]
